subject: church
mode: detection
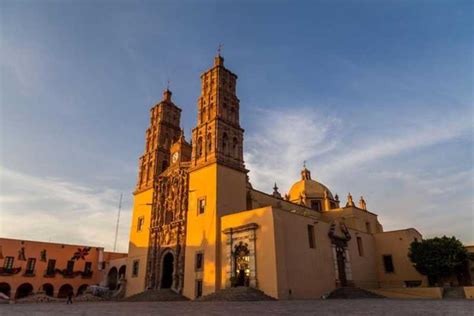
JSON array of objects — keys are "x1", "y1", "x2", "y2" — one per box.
[{"x1": 125, "y1": 53, "x2": 427, "y2": 300}]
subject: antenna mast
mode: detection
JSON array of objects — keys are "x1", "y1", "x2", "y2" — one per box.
[{"x1": 113, "y1": 193, "x2": 123, "y2": 252}]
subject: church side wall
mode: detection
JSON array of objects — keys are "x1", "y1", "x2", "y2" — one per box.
[
  {"x1": 125, "y1": 189, "x2": 153, "y2": 297},
  {"x1": 273, "y1": 209, "x2": 336, "y2": 299},
  {"x1": 346, "y1": 231, "x2": 378, "y2": 289},
  {"x1": 374, "y1": 229, "x2": 428, "y2": 288}
]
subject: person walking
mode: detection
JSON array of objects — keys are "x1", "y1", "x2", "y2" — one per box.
[{"x1": 66, "y1": 290, "x2": 73, "y2": 304}]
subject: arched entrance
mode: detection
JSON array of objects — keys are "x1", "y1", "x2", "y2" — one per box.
[
  {"x1": 0, "y1": 282, "x2": 11, "y2": 298},
  {"x1": 234, "y1": 242, "x2": 250, "y2": 287},
  {"x1": 335, "y1": 246, "x2": 348, "y2": 286},
  {"x1": 160, "y1": 252, "x2": 174, "y2": 289},
  {"x1": 107, "y1": 267, "x2": 118, "y2": 290},
  {"x1": 57, "y1": 284, "x2": 73, "y2": 298},
  {"x1": 42, "y1": 283, "x2": 54, "y2": 297},
  {"x1": 15, "y1": 283, "x2": 33, "y2": 299},
  {"x1": 77, "y1": 284, "x2": 88, "y2": 296},
  {"x1": 118, "y1": 265, "x2": 126, "y2": 279}
]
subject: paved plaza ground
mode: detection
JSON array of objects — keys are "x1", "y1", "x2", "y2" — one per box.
[{"x1": 1, "y1": 299, "x2": 473, "y2": 316}]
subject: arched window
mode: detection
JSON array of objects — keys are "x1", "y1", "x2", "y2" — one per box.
[
  {"x1": 222, "y1": 133, "x2": 228, "y2": 155},
  {"x1": 233, "y1": 137, "x2": 239, "y2": 157},
  {"x1": 197, "y1": 137, "x2": 203, "y2": 157},
  {"x1": 207, "y1": 133, "x2": 212, "y2": 152}
]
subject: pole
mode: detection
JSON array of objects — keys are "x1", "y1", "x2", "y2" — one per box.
[{"x1": 113, "y1": 193, "x2": 123, "y2": 252}]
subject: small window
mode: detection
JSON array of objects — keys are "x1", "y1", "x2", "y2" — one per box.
[
  {"x1": 307, "y1": 225, "x2": 315, "y2": 249},
  {"x1": 84, "y1": 262, "x2": 92, "y2": 274},
  {"x1": 195, "y1": 279, "x2": 203, "y2": 298},
  {"x1": 46, "y1": 259, "x2": 56, "y2": 275},
  {"x1": 26, "y1": 258, "x2": 36, "y2": 274},
  {"x1": 366, "y1": 222, "x2": 371, "y2": 233},
  {"x1": 66, "y1": 260, "x2": 75, "y2": 273},
  {"x1": 3, "y1": 256, "x2": 14, "y2": 269},
  {"x1": 195, "y1": 252, "x2": 204, "y2": 271},
  {"x1": 310, "y1": 200, "x2": 322, "y2": 212},
  {"x1": 383, "y1": 255, "x2": 394, "y2": 273},
  {"x1": 132, "y1": 260, "x2": 139, "y2": 277},
  {"x1": 198, "y1": 197, "x2": 206, "y2": 215},
  {"x1": 137, "y1": 216, "x2": 145, "y2": 232},
  {"x1": 357, "y1": 237, "x2": 364, "y2": 256}
]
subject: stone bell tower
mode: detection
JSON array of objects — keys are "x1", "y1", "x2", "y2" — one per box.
[
  {"x1": 191, "y1": 54, "x2": 245, "y2": 172},
  {"x1": 184, "y1": 53, "x2": 248, "y2": 299},
  {"x1": 126, "y1": 89, "x2": 182, "y2": 297}
]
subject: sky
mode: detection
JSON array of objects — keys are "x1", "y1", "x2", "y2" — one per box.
[{"x1": 0, "y1": 0, "x2": 472, "y2": 252}]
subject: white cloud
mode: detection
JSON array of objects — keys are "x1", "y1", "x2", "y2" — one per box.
[
  {"x1": 0, "y1": 166, "x2": 130, "y2": 252},
  {"x1": 245, "y1": 107, "x2": 341, "y2": 193}
]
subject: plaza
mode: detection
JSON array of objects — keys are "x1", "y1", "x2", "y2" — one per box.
[{"x1": 1, "y1": 299, "x2": 473, "y2": 316}]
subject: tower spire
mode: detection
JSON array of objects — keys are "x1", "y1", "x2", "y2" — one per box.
[{"x1": 214, "y1": 44, "x2": 224, "y2": 66}]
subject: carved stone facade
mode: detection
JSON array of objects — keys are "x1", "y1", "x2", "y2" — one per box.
[
  {"x1": 146, "y1": 161, "x2": 190, "y2": 293},
  {"x1": 223, "y1": 224, "x2": 259, "y2": 288}
]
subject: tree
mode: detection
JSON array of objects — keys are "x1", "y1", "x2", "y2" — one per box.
[{"x1": 408, "y1": 236, "x2": 468, "y2": 286}]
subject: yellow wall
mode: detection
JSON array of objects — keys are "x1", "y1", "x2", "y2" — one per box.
[
  {"x1": 220, "y1": 207, "x2": 279, "y2": 298},
  {"x1": 272, "y1": 209, "x2": 337, "y2": 299},
  {"x1": 464, "y1": 286, "x2": 474, "y2": 299},
  {"x1": 347, "y1": 231, "x2": 378, "y2": 289},
  {"x1": 183, "y1": 164, "x2": 247, "y2": 299},
  {"x1": 373, "y1": 229, "x2": 428, "y2": 288},
  {"x1": 125, "y1": 188, "x2": 153, "y2": 297}
]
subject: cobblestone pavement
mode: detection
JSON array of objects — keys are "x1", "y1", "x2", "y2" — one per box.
[{"x1": 1, "y1": 299, "x2": 473, "y2": 316}]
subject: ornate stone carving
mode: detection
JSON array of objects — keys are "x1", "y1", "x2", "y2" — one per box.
[{"x1": 145, "y1": 164, "x2": 189, "y2": 293}]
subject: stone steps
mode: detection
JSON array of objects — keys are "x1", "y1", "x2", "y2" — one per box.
[
  {"x1": 327, "y1": 287, "x2": 385, "y2": 299},
  {"x1": 198, "y1": 286, "x2": 276, "y2": 301},
  {"x1": 124, "y1": 289, "x2": 188, "y2": 302}
]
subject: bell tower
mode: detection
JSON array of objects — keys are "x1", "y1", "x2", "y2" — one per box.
[
  {"x1": 136, "y1": 89, "x2": 182, "y2": 192},
  {"x1": 126, "y1": 89, "x2": 182, "y2": 297},
  {"x1": 191, "y1": 54, "x2": 245, "y2": 172},
  {"x1": 184, "y1": 53, "x2": 248, "y2": 299}
]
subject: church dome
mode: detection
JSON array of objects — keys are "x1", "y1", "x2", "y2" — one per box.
[{"x1": 288, "y1": 166, "x2": 334, "y2": 202}]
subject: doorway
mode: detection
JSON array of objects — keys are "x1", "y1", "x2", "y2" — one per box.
[
  {"x1": 161, "y1": 252, "x2": 174, "y2": 289},
  {"x1": 336, "y1": 246, "x2": 347, "y2": 286}
]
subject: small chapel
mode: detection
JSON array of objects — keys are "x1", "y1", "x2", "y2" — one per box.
[{"x1": 125, "y1": 53, "x2": 427, "y2": 299}]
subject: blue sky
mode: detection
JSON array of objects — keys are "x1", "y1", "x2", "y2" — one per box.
[{"x1": 1, "y1": 0, "x2": 472, "y2": 252}]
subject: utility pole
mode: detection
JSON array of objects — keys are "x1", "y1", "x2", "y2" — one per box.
[{"x1": 113, "y1": 193, "x2": 123, "y2": 252}]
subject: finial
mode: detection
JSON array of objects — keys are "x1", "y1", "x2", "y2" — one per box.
[
  {"x1": 214, "y1": 44, "x2": 224, "y2": 66},
  {"x1": 166, "y1": 79, "x2": 171, "y2": 91},
  {"x1": 272, "y1": 182, "x2": 282, "y2": 199},
  {"x1": 301, "y1": 162, "x2": 311, "y2": 180},
  {"x1": 359, "y1": 196, "x2": 367, "y2": 210},
  {"x1": 163, "y1": 87, "x2": 172, "y2": 102},
  {"x1": 345, "y1": 193, "x2": 355, "y2": 207}
]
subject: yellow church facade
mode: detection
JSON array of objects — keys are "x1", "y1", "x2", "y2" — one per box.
[{"x1": 125, "y1": 54, "x2": 428, "y2": 299}]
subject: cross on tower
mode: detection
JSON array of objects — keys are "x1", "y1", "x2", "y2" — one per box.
[
  {"x1": 217, "y1": 43, "x2": 224, "y2": 56},
  {"x1": 166, "y1": 79, "x2": 171, "y2": 90}
]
